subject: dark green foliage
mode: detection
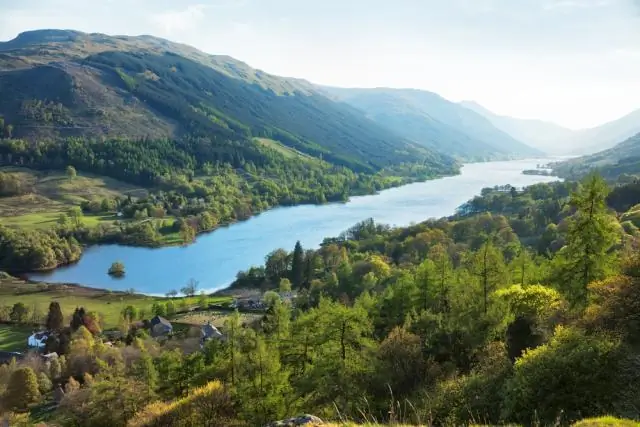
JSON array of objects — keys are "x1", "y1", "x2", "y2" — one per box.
[
  {"x1": 0, "y1": 225, "x2": 81, "y2": 272},
  {"x1": 10, "y1": 302, "x2": 28, "y2": 323},
  {"x1": 84, "y1": 51, "x2": 448, "y2": 172},
  {"x1": 290, "y1": 241, "x2": 304, "y2": 288},
  {"x1": 46, "y1": 301, "x2": 65, "y2": 331}
]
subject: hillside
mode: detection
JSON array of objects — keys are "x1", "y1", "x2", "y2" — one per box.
[
  {"x1": 460, "y1": 100, "x2": 574, "y2": 154},
  {"x1": 553, "y1": 132, "x2": 640, "y2": 180},
  {"x1": 0, "y1": 29, "x2": 453, "y2": 174},
  {"x1": 463, "y1": 100, "x2": 640, "y2": 156},
  {"x1": 321, "y1": 87, "x2": 543, "y2": 161},
  {"x1": 567, "y1": 108, "x2": 640, "y2": 155}
]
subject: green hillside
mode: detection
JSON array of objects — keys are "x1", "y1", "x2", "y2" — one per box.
[
  {"x1": 322, "y1": 87, "x2": 543, "y2": 160},
  {"x1": 553, "y1": 133, "x2": 640, "y2": 180},
  {"x1": 0, "y1": 29, "x2": 453, "y2": 174}
]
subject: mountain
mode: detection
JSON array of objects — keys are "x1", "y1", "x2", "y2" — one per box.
[
  {"x1": 553, "y1": 132, "x2": 640, "y2": 180},
  {"x1": 460, "y1": 101, "x2": 574, "y2": 155},
  {"x1": 321, "y1": 87, "x2": 543, "y2": 161},
  {"x1": 462, "y1": 100, "x2": 640, "y2": 156},
  {"x1": 0, "y1": 29, "x2": 454, "y2": 175},
  {"x1": 566, "y1": 109, "x2": 640, "y2": 155}
]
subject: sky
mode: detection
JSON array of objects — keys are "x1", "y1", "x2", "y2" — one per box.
[{"x1": 1, "y1": 0, "x2": 639, "y2": 129}]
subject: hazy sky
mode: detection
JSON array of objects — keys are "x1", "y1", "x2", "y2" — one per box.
[{"x1": 1, "y1": 0, "x2": 639, "y2": 129}]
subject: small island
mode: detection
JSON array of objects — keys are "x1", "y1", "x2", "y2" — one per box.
[{"x1": 107, "y1": 261, "x2": 126, "y2": 278}]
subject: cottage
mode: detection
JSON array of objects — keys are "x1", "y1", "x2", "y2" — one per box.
[
  {"x1": 201, "y1": 322, "x2": 224, "y2": 345},
  {"x1": 149, "y1": 315, "x2": 173, "y2": 337},
  {"x1": 28, "y1": 331, "x2": 49, "y2": 348}
]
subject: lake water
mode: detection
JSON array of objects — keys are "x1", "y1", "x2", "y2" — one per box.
[{"x1": 28, "y1": 159, "x2": 560, "y2": 294}]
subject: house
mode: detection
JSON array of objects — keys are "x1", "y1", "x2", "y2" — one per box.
[
  {"x1": 149, "y1": 315, "x2": 173, "y2": 337},
  {"x1": 200, "y1": 322, "x2": 224, "y2": 345},
  {"x1": 28, "y1": 331, "x2": 49, "y2": 348}
]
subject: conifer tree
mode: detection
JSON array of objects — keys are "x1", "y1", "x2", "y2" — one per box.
[{"x1": 3, "y1": 367, "x2": 41, "y2": 412}]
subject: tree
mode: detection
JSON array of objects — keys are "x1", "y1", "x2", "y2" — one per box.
[
  {"x1": 46, "y1": 302, "x2": 65, "y2": 331},
  {"x1": 5, "y1": 123, "x2": 13, "y2": 139},
  {"x1": 165, "y1": 289, "x2": 178, "y2": 298},
  {"x1": 235, "y1": 334, "x2": 290, "y2": 425},
  {"x1": 181, "y1": 278, "x2": 199, "y2": 297},
  {"x1": 108, "y1": 261, "x2": 126, "y2": 277},
  {"x1": 151, "y1": 303, "x2": 166, "y2": 317},
  {"x1": 70, "y1": 307, "x2": 87, "y2": 331},
  {"x1": 66, "y1": 165, "x2": 77, "y2": 179},
  {"x1": 179, "y1": 222, "x2": 196, "y2": 244},
  {"x1": 469, "y1": 241, "x2": 507, "y2": 314},
  {"x1": 278, "y1": 278, "x2": 292, "y2": 293},
  {"x1": 57, "y1": 213, "x2": 71, "y2": 228},
  {"x1": 68, "y1": 206, "x2": 83, "y2": 227},
  {"x1": 553, "y1": 174, "x2": 619, "y2": 306},
  {"x1": 290, "y1": 241, "x2": 304, "y2": 288},
  {"x1": 2, "y1": 367, "x2": 41, "y2": 412},
  {"x1": 265, "y1": 249, "x2": 290, "y2": 283},
  {"x1": 10, "y1": 302, "x2": 28, "y2": 323},
  {"x1": 502, "y1": 326, "x2": 624, "y2": 425},
  {"x1": 37, "y1": 372, "x2": 52, "y2": 394},
  {"x1": 121, "y1": 305, "x2": 138, "y2": 322}
]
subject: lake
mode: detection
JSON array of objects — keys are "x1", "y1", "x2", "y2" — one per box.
[{"x1": 28, "y1": 159, "x2": 560, "y2": 294}]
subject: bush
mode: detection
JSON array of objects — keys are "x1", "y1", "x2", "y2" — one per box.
[{"x1": 502, "y1": 326, "x2": 625, "y2": 425}]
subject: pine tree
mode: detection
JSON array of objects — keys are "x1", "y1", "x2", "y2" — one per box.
[
  {"x1": 291, "y1": 241, "x2": 304, "y2": 288},
  {"x1": 3, "y1": 367, "x2": 41, "y2": 412},
  {"x1": 46, "y1": 302, "x2": 64, "y2": 331},
  {"x1": 554, "y1": 174, "x2": 618, "y2": 306},
  {"x1": 70, "y1": 307, "x2": 86, "y2": 331}
]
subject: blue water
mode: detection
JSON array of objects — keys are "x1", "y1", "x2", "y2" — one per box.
[{"x1": 28, "y1": 159, "x2": 560, "y2": 294}]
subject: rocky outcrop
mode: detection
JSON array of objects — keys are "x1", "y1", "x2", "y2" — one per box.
[{"x1": 264, "y1": 414, "x2": 324, "y2": 426}]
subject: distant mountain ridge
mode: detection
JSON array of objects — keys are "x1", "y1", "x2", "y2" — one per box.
[
  {"x1": 461, "y1": 100, "x2": 640, "y2": 156},
  {"x1": 459, "y1": 101, "x2": 574, "y2": 155},
  {"x1": 321, "y1": 87, "x2": 543, "y2": 161}
]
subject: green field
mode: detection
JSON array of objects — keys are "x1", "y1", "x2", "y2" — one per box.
[
  {"x1": 0, "y1": 275, "x2": 232, "y2": 331},
  {"x1": 0, "y1": 324, "x2": 32, "y2": 351},
  {"x1": 0, "y1": 166, "x2": 147, "y2": 230}
]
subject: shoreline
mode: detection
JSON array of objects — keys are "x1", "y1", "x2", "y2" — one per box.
[{"x1": 23, "y1": 158, "x2": 559, "y2": 296}]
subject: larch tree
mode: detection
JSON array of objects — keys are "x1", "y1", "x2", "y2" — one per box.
[{"x1": 553, "y1": 174, "x2": 619, "y2": 306}]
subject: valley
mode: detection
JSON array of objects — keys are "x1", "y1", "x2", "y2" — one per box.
[{"x1": 1, "y1": 19, "x2": 640, "y2": 427}]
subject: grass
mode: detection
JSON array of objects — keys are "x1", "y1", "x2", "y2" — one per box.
[
  {"x1": 0, "y1": 324, "x2": 33, "y2": 351},
  {"x1": 0, "y1": 275, "x2": 232, "y2": 334},
  {"x1": 572, "y1": 417, "x2": 640, "y2": 426},
  {"x1": 254, "y1": 137, "x2": 320, "y2": 163},
  {"x1": 0, "y1": 166, "x2": 146, "y2": 230}
]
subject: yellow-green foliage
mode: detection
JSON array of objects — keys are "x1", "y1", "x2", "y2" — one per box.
[
  {"x1": 496, "y1": 284, "x2": 563, "y2": 318},
  {"x1": 572, "y1": 416, "x2": 640, "y2": 426},
  {"x1": 503, "y1": 326, "x2": 623, "y2": 425},
  {"x1": 127, "y1": 380, "x2": 234, "y2": 427}
]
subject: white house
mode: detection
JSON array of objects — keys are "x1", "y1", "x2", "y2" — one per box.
[{"x1": 27, "y1": 332, "x2": 48, "y2": 348}]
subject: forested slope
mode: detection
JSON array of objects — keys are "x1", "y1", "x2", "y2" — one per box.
[
  {"x1": 554, "y1": 132, "x2": 640, "y2": 181},
  {"x1": 0, "y1": 29, "x2": 453, "y2": 174}
]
